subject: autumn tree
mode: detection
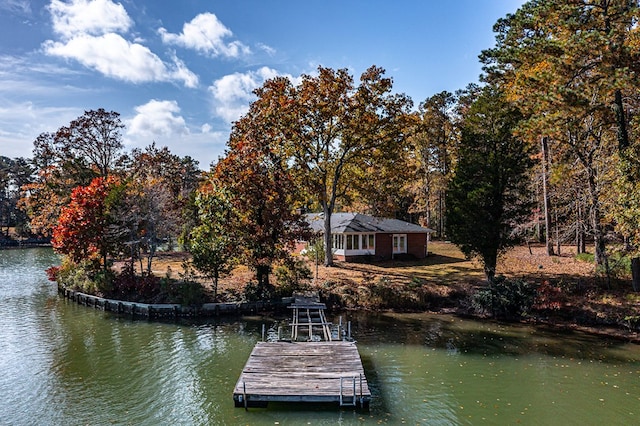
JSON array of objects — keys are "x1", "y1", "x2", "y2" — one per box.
[
  {"x1": 346, "y1": 143, "x2": 414, "y2": 219},
  {"x1": 407, "y1": 91, "x2": 458, "y2": 237},
  {"x1": 51, "y1": 176, "x2": 122, "y2": 272},
  {"x1": 118, "y1": 144, "x2": 201, "y2": 274},
  {"x1": 0, "y1": 157, "x2": 12, "y2": 237},
  {"x1": 214, "y1": 101, "x2": 310, "y2": 293},
  {"x1": 55, "y1": 108, "x2": 125, "y2": 177},
  {"x1": 21, "y1": 110, "x2": 126, "y2": 236},
  {"x1": 20, "y1": 132, "x2": 93, "y2": 236},
  {"x1": 481, "y1": 0, "x2": 640, "y2": 272},
  {"x1": 446, "y1": 86, "x2": 534, "y2": 282},
  {"x1": 0, "y1": 157, "x2": 33, "y2": 237},
  {"x1": 291, "y1": 66, "x2": 413, "y2": 265},
  {"x1": 609, "y1": 98, "x2": 640, "y2": 291},
  {"x1": 126, "y1": 143, "x2": 201, "y2": 202}
]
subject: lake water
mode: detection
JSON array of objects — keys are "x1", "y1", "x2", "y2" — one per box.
[{"x1": 1, "y1": 248, "x2": 639, "y2": 425}]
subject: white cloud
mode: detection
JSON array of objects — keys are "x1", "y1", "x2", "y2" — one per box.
[
  {"x1": 125, "y1": 101, "x2": 227, "y2": 169},
  {"x1": 164, "y1": 130, "x2": 228, "y2": 169},
  {"x1": 127, "y1": 99, "x2": 189, "y2": 140},
  {"x1": 257, "y1": 43, "x2": 276, "y2": 56},
  {"x1": 0, "y1": 102, "x2": 81, "y2": 159},
  {"x1": 208, "y1": 66, "x2": 282, "y2": 123},
  {"x1": 159, "y1": 12, "x2": 250, "y2": 58},
  {"x1": 43, "y1": 0, "x2": 198, "y2": 87},
  {"x1": 169, "y1": 52, "x2": 199, "y2": 88},
  {"x1": 43, "y1": 33, "x2": 198, "y2": 87},
  {"x1": 48, "y1": 0, "x2": 132, "y2": 39},
  {"x1": 0, "y1": 0, "x2": 31, "y2": 14}
]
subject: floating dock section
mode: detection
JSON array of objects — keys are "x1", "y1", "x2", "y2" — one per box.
[{"x1": 233, "y1": 341, "x2": 371, "y2": 408}]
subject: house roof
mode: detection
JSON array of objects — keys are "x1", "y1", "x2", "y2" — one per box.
[{"x1": 305, "y1": 212, "x2": 433, "y2": 234}]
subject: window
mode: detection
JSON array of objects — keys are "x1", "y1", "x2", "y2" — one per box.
[
  {"x1": 331, "y1": 234, "x2": 344, "y2": 250},
  {"x1": 342, "y1": 234, "x2": 374, "y2": 251},
  {"x1": 361, "y1": 234, "x2": 375, "y2": 250}
]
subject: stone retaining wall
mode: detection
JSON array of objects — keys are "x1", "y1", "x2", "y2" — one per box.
[{"x1": 58, "y1": 285, "x2": 290, "y2": 320}]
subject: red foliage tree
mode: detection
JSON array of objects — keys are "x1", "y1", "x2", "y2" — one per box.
[{"x1": 51, "y1": 175, "x2": 120, "y2": 270}]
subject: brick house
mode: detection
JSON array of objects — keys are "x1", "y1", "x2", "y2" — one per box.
[{"x1": 303, "y1": 212, "x2": 433, "y2": 262}]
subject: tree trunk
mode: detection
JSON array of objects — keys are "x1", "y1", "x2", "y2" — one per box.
[
  {"x1": 587, "y1": 169, "x2": 607, "y2": 267},
  {"x1": 425, "y1": 192, "x2": 431, "y2": 232},
  {"x1": 535, "y1": 179, "x2": 541, "y2": 242},
  {"x1": 423, "y1": 170, "x2": 431, "y2": 231},
  {"x1": 614, "y1": 89, "x2": 638, "y2": 292},
  {"x1": 212, "y1": 269, "x2": 219, "y2": 299},
  {"x1": 541, "y1": 137, "x2": 554, "y2": 256},
  {"x1": 555, "y1": 209, "x2": 561, "y2": 255},
  {"x1": 322, "y1": 202, "x2": 333, "y2": 266},
  {"x1": 631, "y1": 257, "x2": 640, "y2": 292},
  {"x1": 483, "y1": 251, "x2": 497, "y2": 284},
  {"x1": 578, "y1": 197, "x2": 586, "y2": 254},
  {"x1": 614, "y1": 89, "x2": 629, "y2": 151},
  {"x1": 102, "y1": 249, "x2": 108, "y2": 273},
  {"x1": 256, "y1": 264, "x2": 271, "y2": 292},
  {"x1": 438, "y1": 190, "x2": 445, "y2": 239},
  {"x1": 576, "y1": 197, "x2": 583, "y2": 254},
  {"x1": 484, "y1": 265, "x2": 496, "y2": 284}
]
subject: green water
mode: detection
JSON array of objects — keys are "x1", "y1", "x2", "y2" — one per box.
[{"x1": 1, "y1": 248, "x2": 639, "y2": 425}]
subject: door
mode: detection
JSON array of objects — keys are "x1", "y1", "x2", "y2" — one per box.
[{"x1": 392, "y1": 234, "x2": 407, "y2": 254}]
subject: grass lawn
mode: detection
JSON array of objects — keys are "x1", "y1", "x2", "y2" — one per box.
[{"x1": 148, "y1": 241, "x2": 597, "y2": 294}]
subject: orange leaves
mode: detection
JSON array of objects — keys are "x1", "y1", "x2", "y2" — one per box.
[{"x1": 51, "y1": 176, "x2": 120, "y2": 265}]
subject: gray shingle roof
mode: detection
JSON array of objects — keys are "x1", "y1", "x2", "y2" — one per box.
[{"x1": 305, "y1": 212, "x2": 433, "y2": 234}]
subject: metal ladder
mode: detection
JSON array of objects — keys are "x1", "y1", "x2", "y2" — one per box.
[{"x1": 339, "y1": 376, "x2": 358, "y2": 407}]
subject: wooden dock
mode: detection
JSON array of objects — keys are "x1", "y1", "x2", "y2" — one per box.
[{"x1": 233, "y1": 341, "x2": 371, "y2": 408}]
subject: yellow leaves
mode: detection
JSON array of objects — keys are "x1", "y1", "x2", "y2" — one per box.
[{"x1": 506, "y1": 59, "x2": 558, "y2": 108}]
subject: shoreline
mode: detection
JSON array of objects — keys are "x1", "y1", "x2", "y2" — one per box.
[
  {"x1": 57, "y1": 282, "x2": 640, "y2": 344},
  {"x1": 57, "y1": 284, "x2": 291, "y2": 320}
]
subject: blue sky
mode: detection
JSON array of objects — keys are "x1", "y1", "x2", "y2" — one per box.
[{"x1": 0, "y1": 0, "x2": 525, "y2": 169}]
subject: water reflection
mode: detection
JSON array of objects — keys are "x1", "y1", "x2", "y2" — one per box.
[
  {"x1": 350, "y1": 312, "x2": 640, "y2": 363},
  {"x1": 351, "y1": 312, "x2": 640, "y2": 425},
  {"x1": 1, "y1": 248, "x2": 639, "y2": 425}
]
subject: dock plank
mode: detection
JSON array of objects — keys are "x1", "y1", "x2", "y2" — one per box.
[{"x1": 233, "y1": 341, "x2": 371, "y2": 407}]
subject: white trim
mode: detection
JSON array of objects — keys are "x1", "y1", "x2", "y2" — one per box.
[{"x1": 330, "y1": 233, "x2": 376, "y2": 256}]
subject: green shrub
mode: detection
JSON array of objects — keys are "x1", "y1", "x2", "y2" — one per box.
[
  {"x1": 575, "y1": 251, "x2": 633, "y2": 279},
  {"x1": 604, "y1": 253, "x2": 632, "y2": 280},
  {"x1": 575, "y1": 252, "x2": 594, "y2": 263},
  {"x1": 169, "y1": 281, "x2": 206, "y2": 306},
  {"x1": 93, "y1": 268, "x2": 115, "y2": 294},
  {"x1": 273, "y1": 258, "x2": 312, "y2": 298},
  {"x1": 367, "y1": 277, "x2": 421, "y2": 310},
  {"x1": 55, "y1": 259, "x2": 100, "y2": 294},
  {"x1": 623, "y1": 315, "x2": 640, "y2": 331},
  {"x1": 243, "y1": 281, "x2": 275, "y2": 302},
  {"x1": 303, "y1": 237, "x2": 325, "y2": 265},
  {"x1": 472, "y1": 276, "x2": 536, "y2": 320}
]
